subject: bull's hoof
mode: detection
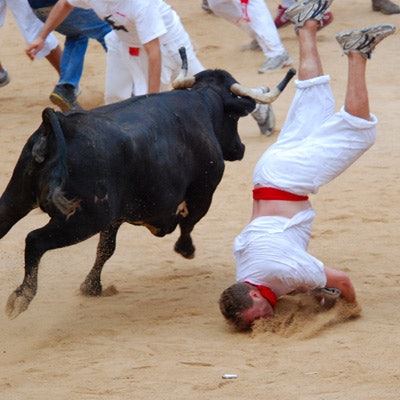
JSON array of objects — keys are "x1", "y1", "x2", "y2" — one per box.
[
  {"x1": 174, "y1": 243, "x2": 195, "y2": 259},
  {"x1": 6, "y1": 289, "x2": 34, "y2": 319},
  {"x1": 79, "y1": 279, "x2": 102, "y2": 297}
]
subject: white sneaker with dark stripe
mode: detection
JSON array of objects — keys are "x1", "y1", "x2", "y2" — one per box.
[
  {"x1": 284, "y1": 0, "x2": 334, "y2": 28},
  {"x1": 335, "y1": 24, "x2": 396, "y2": 59}
]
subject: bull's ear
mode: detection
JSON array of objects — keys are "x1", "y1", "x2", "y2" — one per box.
[
  {"x1": 32, "y1": 108, "x2": 56, "y2": 163},
  {"x1": 224, "y1": 96, "x2": 256, "y2": 117}
]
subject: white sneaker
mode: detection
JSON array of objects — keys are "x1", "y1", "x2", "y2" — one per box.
[
  {"x1": 258, "y1": 51, "x2": 293, "y2": 73},
  {"x1": 336, "y1": 24, "x2": 396, "y2": 59},
  {"x1": 285, "y1": 0, "x2": 334, "y2": 29},
  {"x1": 251, "y1": 91, "x2": 276, "y2": 136}
]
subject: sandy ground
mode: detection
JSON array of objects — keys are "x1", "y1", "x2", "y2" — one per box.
[{"x1": 0, "y1": 1, "x2": 399, "y2": 399}]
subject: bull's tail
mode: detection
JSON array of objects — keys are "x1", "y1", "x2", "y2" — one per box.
[{"x1": 37, "y1": 108, "x2": 80, "y2": 217}]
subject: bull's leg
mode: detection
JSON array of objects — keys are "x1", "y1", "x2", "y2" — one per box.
[
  {"x1": 6, "y1": 217, "x2": 102, "y2": 319},
  {"x1": 174, "y1": 192, "x2": 213, "y2": 259},
  {"x1": 174, "y1": 217, "x2": 195, "y2": 259},
  {"x1": 6, "y1": 245, "x2": 40, "y2": 320},
  {"x1": 80, "y1": 223, "x2": 121, "y2": 297},
  {"x1": 6, "y1": 228, "x2": 51, "y2": 319}
]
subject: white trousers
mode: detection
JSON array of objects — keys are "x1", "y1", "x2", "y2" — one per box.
[
  {"x1": 0, "y1": 0, "x2": 58, "y2": 59},
  {"x1": 253, "y1": 75, "x2": 377, "y2": 195},
  {"x1": 104, "y1": 29, "x2": 204, "y2": 104},
  {"x1": 207, "y1": 0, "x2": 286, "y2": 57}
]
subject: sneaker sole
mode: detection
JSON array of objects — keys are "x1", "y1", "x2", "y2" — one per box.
[
  {"x1": 50, "y1": 92, "x2": 73, "y2": 111},
  {"x1": 50, "y1": 92, "x2": 83, "y2": 111}
]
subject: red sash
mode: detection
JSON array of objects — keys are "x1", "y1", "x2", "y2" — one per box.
[
  {"x1": 245, "y1": 281, "x2": 277, "y2": 309},
  {"x1": 253, "y1": 187, "x2": 309, "y2": 201}
]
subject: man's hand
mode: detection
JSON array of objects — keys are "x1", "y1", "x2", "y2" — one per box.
[
  {"x1": 313, "y1": 287, "x2": 341, "y2": 309},
  {"x1": 25, "y1": 0, "x2": 74, "y2": 61},
  {"x1": 26, "y1": 37, "x2": 45, "y2": 60}
]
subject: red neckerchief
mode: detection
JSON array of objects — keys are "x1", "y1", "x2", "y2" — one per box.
[{"x1": 245, "y1": 281, "x2": 277, "y2": 309}]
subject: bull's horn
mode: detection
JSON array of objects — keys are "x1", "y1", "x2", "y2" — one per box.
[
  {"x1": 230, "y1": 68, "x2": 296, "y2": 104},
  {"x1": 172, "y1": 47, "x2": 196, "y2": 89}
]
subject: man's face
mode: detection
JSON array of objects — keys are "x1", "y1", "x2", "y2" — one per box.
[{"x1": 241, "y1": 290, "x2": 274, "y2": 325}]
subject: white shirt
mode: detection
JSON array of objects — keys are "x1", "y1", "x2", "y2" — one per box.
[
  {"x1": 68, "y1": 0, "x2": 169, "y2": 47},
  {"x1": 234, "y1": 209, "x2": 327, "y2": 297}
]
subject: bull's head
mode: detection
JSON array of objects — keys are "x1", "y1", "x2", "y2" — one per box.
[{"x1": 172, "y1": 48, "x2": 295, "y2": 161}]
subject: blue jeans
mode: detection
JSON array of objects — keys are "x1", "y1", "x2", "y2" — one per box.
[{"x1": 32, "y1": 6, "x2": 111, "y2": 88}]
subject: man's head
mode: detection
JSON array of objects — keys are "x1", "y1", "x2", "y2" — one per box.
[{"x1": 219, "y1": 283, "x2": 275, "y2": 331}]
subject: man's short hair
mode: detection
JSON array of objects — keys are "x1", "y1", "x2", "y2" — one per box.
[{"x1": 219, "y1": 282, "x2": 254, "y2": 331}]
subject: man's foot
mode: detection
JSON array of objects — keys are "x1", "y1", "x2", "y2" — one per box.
[
  {"x1": 258, "y1": 51, "x2": 293, "y2": 73},
  {"x1": 276, "y1": 4, "x2": 333, "y2": 29},
  {"x1": 0, "y1": 68, "x2": 10, "y2": 87},
  {"x1": 336, "y1": 24, "x2": 396, "y2": 59},
  {"x1": 50, "y1": 84, "x2": 83, "y2": 111},
  {"x1": 372, "y1": 0, "x2": 400, "y2": 14},
  {"x1": 240, "y1": 39, "x2": 262, "y2": 52},
  {"x1": 251, "y1": 92, "x2": 276, "y2": 136},
  {"x1": 284, "y1": 0, "x2": 334, "y2": 29}
]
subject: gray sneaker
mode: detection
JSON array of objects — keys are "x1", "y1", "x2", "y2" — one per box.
[
  {"x1": 0, "y1": 68, "x2": 10, "y2": 87},
  {"x1": 251, "y1": 92, "x2": 276, "y2": 136},
  {"x1": 284, "y1": 0, "x2": 334, "y2": 28},
  {"x1": 258, "y1": 51, "x2": 293, "y2": 73},
  {"x1": 336, "y1": 24, "x2": 396, "y2": 59},
  {"x1": 50, "y1": 84, "x2": 83, "y2": 111}
]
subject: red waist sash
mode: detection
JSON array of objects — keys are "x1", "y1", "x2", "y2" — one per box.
[{"x1": 253, "y1": 187, "x2": 309, "y2": 201}]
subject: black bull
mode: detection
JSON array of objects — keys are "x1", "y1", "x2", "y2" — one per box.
[{"x1": 0, "y1": 68, "x2": 295, "y2": 319}]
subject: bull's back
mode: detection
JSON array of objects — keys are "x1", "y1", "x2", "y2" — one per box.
[{"x1": 60, "y1": 100, "x2": 224, "y2": 220}]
